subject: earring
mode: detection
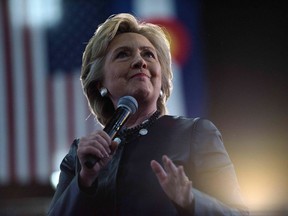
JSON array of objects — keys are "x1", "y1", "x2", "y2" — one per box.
[
  {"x1": 160, "y1": 90, "x2": 163, "y2": 98},
  {"x1": 100, "y1": 87, "x2": 108, "y2": 97}
]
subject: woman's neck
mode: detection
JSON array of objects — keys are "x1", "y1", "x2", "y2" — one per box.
[{"x1": 125, "y1": 107, "x2": 158, "y2": 128}]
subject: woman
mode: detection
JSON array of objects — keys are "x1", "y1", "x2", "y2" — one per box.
[{"x1": 48, "y1": 13, "x2": 249, "y2": 215}]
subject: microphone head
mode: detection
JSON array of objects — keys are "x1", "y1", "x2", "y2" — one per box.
[{"x1": 118, "y1": 96, "x2": 138, "y2": 114}]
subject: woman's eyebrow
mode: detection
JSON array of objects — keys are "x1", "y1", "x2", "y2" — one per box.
[
  {"x1": 113, "y1": 45, "x2": 155, "y2": 51},
  {"x1": 140, "y1": 46, "x2": 156, "y2": 51},
  {"x1": 112, "y1": 46, "x2": 131, "y2": 52}
]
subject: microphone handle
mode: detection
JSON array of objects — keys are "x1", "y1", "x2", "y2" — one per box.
[
  {"x1": 84, "y1": 107, "x2": 131, "y2": 168},
  {"x1": 103, "y1": 106, "x2": 131, "y2": 138}
]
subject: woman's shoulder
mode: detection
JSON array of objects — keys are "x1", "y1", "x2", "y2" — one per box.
[
  {"x1": 160, "y1": 115, "x2": 219, "y2": 132},
  {"x1": 160, "y1": 114, "x2": 200, "y2": 122}
]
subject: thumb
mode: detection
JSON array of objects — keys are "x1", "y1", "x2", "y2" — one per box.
[{"x1": 110, "y1": 137, "x2": 121, "y2": 152}]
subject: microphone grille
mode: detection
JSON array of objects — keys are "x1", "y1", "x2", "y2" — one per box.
[{"x1": 118, "y1": 96, "x2": 138, "y2": 114}]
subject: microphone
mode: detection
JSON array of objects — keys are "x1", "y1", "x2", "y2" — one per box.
[{"x1": 84, "y1": 96, "x2": 138, "y2": 168}]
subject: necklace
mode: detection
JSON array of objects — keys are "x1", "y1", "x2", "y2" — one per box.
[{"x1": 117, "y1": 110, "x2": 160, "y2": 144}]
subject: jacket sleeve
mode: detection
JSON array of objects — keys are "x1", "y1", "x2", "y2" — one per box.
[
  {"x1": 184, "y1": 119, "x2": 249, "y2": 216},
  {"x1": 47, "y1": 139, "x2": 98, "y2": 216}
]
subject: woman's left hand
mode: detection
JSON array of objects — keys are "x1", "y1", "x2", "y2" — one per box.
[{"x1": 151, "y1": 155, "x2": 194, "y2": 208}]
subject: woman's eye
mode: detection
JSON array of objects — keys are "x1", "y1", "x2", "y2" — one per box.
[
  {"x1": 143, "y1": 51, "x2": 155, "y2": 58},
  {"x1": 115, "y1": 51, "x2": 129, "y2": 59}
]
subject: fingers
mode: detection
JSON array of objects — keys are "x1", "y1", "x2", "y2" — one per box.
[
  {"x1": 162, "y1": 155, "x2": 178, "y2": 176},
  {"x1": 79, "y1": 131, "x2": 112, "y2": 158},
  {"x1": 162, "y1": 155, "x2": 191, "y2": 183},
  {"x1": 77, "y1": 130, "x2": 121, "y2": 187},
  {"x1": 77, "y1": 130, "x2": 119, "y2": 172},
  {"x1": 151, "y1": 155, "x2": 194, "y2": 208},
  {"x1": 152, "y1": 155, "x2": 191, "y2": 187},
  {"x1": 178, "y1": 165, "x2": 191, "y2": 186},
  {"x1": 150, "y1": 160, "x2": 167, "y2": 182}
]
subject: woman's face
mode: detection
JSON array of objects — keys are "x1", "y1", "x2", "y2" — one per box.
[{"x1": 102, "y1": 32, "x2": 162, "y2": 108}]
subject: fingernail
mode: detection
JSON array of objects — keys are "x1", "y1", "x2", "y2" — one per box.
[{"x1": 113, "y1": 137, "x2": 121, "y2": 145}]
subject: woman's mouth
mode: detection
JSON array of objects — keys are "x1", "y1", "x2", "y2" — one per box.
[{"x1": 130, "y1": 73, "x2": 150, "y2": 79}]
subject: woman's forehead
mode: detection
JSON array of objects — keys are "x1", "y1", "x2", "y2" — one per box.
[{"x1": 108, "y1": 32, "x2": 155, "y2": 50}]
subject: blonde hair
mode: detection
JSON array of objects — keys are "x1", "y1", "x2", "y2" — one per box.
[{"x1": 80, "y1": 13, "x2": 173, "y2": 125}]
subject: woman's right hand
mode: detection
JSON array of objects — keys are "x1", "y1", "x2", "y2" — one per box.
[{"x1": 77, "y1": 130, "x2": 117, "y2": 187}]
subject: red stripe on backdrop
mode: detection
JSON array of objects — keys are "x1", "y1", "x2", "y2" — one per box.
[
  {"x1": 1, "y1": 0, "x2": 15, "y2": 183},
  {"x1": 66, "y1": 74, "x2": 75, "y2": 146},
  {"x1": 47, "y1": 78, "x2": 56, "y2": 173},
  {"x1": 23, "y1": 25, "x2": 36, "y2": 183}
]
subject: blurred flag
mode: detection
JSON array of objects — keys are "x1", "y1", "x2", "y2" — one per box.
[{"x1": 0, "y1": 0, "x2": 205, "y2": 185}]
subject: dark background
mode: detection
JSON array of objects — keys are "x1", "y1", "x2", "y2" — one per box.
[{"x1": 203, "y1": 1, "x2": 288, "y2": 213}]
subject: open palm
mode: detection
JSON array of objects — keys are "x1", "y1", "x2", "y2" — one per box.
[{"x1": 151, "y1": 155, "x2": 194, "y2": 208}]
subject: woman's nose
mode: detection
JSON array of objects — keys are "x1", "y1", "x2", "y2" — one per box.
[{"x1": 130, "y1": 56, "x2": 147, "y2": 69}]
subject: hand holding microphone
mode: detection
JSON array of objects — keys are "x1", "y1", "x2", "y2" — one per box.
[{"x1": 83, "y1": 96, "x2": 138, "y2": 169}]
